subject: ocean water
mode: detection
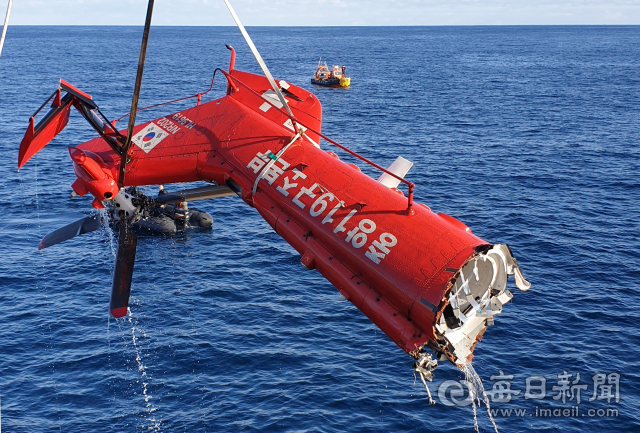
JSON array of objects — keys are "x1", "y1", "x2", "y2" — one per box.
[{"x1": 0, "y1": 26, "x2": 639, "y2": 432}]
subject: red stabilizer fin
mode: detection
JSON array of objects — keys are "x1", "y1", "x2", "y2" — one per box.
[
  {"x1": 18, "y1": 102, "x2": 72, "y2": 170},
  {"x1": 71, "y1": 178, "x2": 88, "y2": 197},
  {"x1": 18, "y1": 117, "x2": 36, "y2": 170},
  {"x1": 91, "y1": 198, "x2": 105, "y2": 209},
  {"x1": 52, "y1": 89, "x2": 62, "y2": 108},
  {"x1": 60, "y1": 79, "x2": 93, "y2": 101}
]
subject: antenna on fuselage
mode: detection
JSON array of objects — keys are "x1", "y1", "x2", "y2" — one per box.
[{"x1": 222, "y1": 0, "x2": 296, "y2": 121}]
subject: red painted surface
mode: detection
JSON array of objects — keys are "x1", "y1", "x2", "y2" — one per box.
[
  {"x1": 60, "y1": 79, "x2": 93, "y2": 100},
  {"x1": 18, "y1": 103, "x2": 71, "y2": 169},
  {"x1": 19, "y1": 67, "x2": 491, "y2": 356},
  {"x1": 110, "y1": 307, "x2": 128, "y2": 319},
  {"x1": 68, "y1": 147, "x2": 119, "y2": 205}
]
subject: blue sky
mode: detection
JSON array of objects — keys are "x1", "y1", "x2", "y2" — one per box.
[{"x1": 6, "y1": 0, "x2": 640, "y2": 26}]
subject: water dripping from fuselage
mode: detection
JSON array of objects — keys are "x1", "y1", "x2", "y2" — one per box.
[{"x1": 463, "y1": 362, "x2": 499, "y2": 433}]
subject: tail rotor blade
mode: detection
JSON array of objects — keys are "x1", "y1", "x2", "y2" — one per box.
[
  {"x1": 110, "y1": 222, "x2": 138, "y2": 318},
  {"x1": 39, "y1": 215, "x2": 102, "y2": 250}
]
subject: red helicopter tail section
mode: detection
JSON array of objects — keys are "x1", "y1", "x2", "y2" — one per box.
[
  {"x1": 18, "y1": 79, "x2": 124, "y2": 170},
  {"x1": 18, "y1": 87, "x2": 73, "y2": 169},
  {"x1": 228, "y1": 69, "x2": 322, "y2": 143}
]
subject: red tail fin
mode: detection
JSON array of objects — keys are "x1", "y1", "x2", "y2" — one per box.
[
  {"x1": 18, "y1": 100, "x2": 72, "y2": 169},
  {"x1": 18, "y1": 80, "x2": 123, "y2": 170}
]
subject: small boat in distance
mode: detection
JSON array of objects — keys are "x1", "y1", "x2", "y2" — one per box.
[{"x1": 311, "y1": 60, "x2": 351, "y2": 88}]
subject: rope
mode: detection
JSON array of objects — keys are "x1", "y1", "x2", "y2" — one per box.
[
  {"x1": 252, "y1": 131, "x2": 302, "y2": 196},
  {"x1": 222, "y1": 0, "x2": 295, "y2": 121},
  {"x1": 0, "y1": 0, "x2": 13, "y2": 58},
  {"x1": 114, "y1": 69, "x2": 221, "y2": 123}
]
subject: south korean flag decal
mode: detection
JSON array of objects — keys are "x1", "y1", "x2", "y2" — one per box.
[{"x1": 132, "y1": 122, "x2": 168, "y2": 153}]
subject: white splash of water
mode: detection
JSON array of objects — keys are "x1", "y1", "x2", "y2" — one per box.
[
  {"x1": 100, "y1": 208, "x2": 160, "y2": 431},
  {"x1": 127, "y1": 310, "x2": 161, "y2": 432},
  {"x1": 463, "y1": 362, "x2": 499, "y2": 433},
  {"x1": 98, "y1": 208, "x2": 116, "y2": 258}
]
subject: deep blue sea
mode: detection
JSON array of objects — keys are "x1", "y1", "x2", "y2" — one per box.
[{"x1": 0, "y1": 26, "x2": 639, "y2": 432}]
